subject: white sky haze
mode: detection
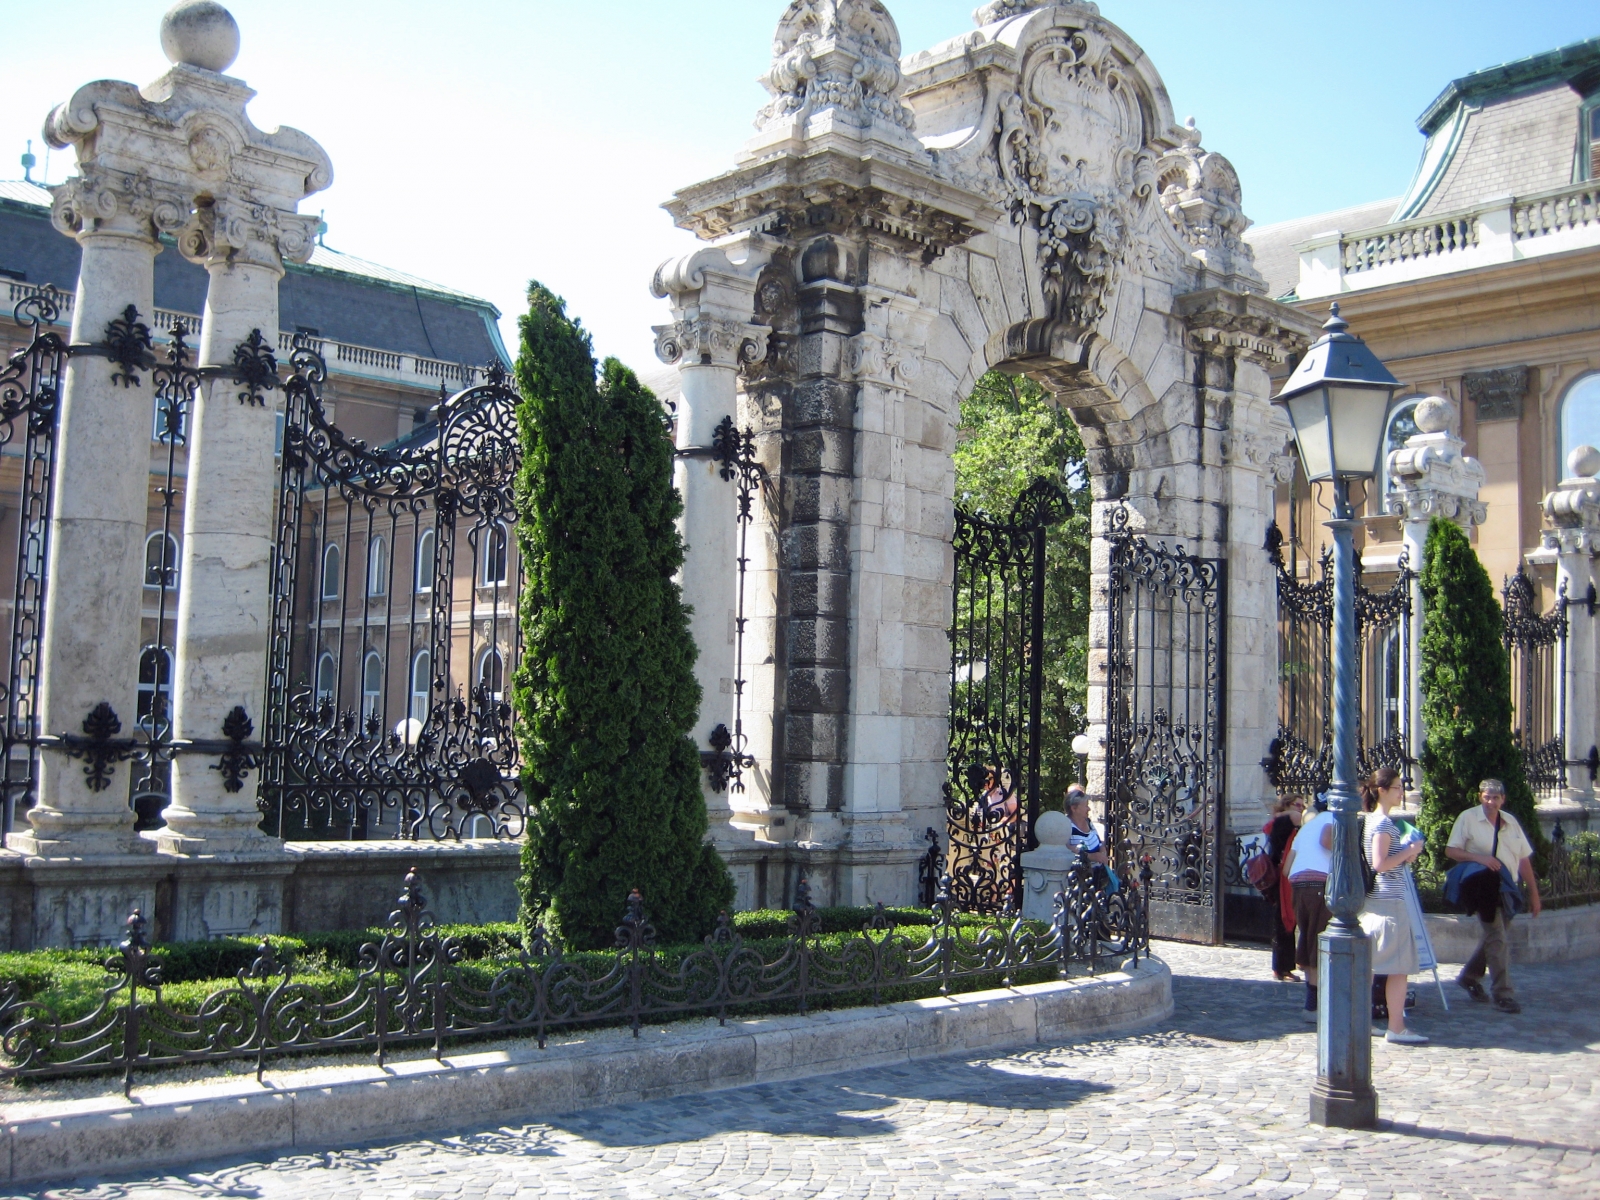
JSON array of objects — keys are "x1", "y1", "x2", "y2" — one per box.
[{"x1": 1, "y1": 1, "x2": 1595, "y2": 372}]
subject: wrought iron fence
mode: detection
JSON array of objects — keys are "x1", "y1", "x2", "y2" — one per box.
[
  {"x1": 943, "y1": 479, "x2": 1071, "y2": 915},
  {"x1": 0, "y1": 290, "x2": 64, "y2": 836},
  {"x1": 0, "y1": 863, "x2": 1149, "y2": 1094},
  {"x1": 1503, "y1": 565, "x2": 1566, "y2": 797},
  {"x1": 1264, "y1": 523, "x2": 1413, "y2": 798},
  {"x1": 1546, "y1": 822, "x2": 1600, "y2": 908},
  {"x1": 1105, "y1": 505, "x2": 1226, "y2": 944}
]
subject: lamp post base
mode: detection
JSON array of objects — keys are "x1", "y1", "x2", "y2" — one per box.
[{"x1": 1309, "y1": 1081, "x2": 1378, "y2": 1129}]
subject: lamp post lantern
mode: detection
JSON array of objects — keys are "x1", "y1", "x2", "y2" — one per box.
[{"x1": 1273, "y1": 303, "x2": 1399, "y2": 1129}]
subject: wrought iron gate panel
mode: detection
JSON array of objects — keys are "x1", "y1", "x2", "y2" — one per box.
[
  {"x1": 1503, "y1": 565, "x2": 1565, "y2": 796},
  {"x1": 0, "y1": 291, "x2": 66, "y2": 835},
  {"x1": 261, "y1": 341, "x2": 524, "y2": 841},
  {"x1": 1104, "y1": 506, "x2": 1225, "y2": 944},
  {"x1": 1264, "y1": 523, "x2": 1413, "y2": 798},
  {"x1": 943, "y1": 479, "x2": 1070, "y2": 914}
]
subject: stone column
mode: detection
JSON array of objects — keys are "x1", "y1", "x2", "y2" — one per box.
[
  {"x1": 1541, "y1": 447, "x2": 1600, "y2": 803},
  {"x1": 1385, "y1": 396, "x2": 1487, "y2": 788},
  {"x1": 154, "y1": 20, "x2": 330, "y2": 861},
  {"x1": 10, "y1": 81, "x2": 201, "y2": 861},
  {"x1": 651, "y1": 244, "x2": 770, "y2": 875}
]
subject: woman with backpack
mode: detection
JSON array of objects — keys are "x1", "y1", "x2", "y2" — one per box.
[{"x1": 1360, "y1": 767, "x2": 1428, "y2": 1045}]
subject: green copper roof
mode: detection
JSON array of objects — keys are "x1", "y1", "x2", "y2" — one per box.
[{"x1": 1417, "y1": 36, "x2": 1600, "y2": 136}]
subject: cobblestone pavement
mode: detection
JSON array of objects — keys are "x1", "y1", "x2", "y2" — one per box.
[{"x1": 25, "y1": 942, "x2": 1600, "y2": 1200}]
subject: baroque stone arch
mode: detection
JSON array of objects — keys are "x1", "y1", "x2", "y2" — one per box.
[{"x1": 653, "y1": 0, "x2": 1320, "y2": 918}]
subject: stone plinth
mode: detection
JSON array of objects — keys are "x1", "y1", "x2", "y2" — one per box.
[
  {"x1": 1541, "y1": 445, "x2": 1600, "y2": 803},
  {"x1": 0, "y1": 839, "x2": 522, "y2": 950},
  {"x1": 1019, "y1": 810, "x2": 1077, "y2": 923}
]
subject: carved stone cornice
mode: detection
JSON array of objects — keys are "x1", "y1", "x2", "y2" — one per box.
[
  {"x1": 1176, "y1": 288, "x2": 1320, "y2": 368},
  {"x1": 653, "y1": 317, "x2": 770, "y2": 371},
  {"x1": 1385, "y1": 398, "x2": 1487, "y2": 530}
]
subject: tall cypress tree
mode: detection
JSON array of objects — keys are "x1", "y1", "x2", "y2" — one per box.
[
  {"x1": 1418, "y1": 517, "x2": 1545, "y2": 863},
  {"x1": 513, "y1": 283, "x2": 733, "y2": 949}
]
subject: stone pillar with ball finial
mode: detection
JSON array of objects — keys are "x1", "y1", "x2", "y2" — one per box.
[
  {"x1": 1385, "y1": 396, "x2": 1486, "y2": 794},
  {"x1": 1541, "y1": 445, "x2": 1600, "y2": 803},
  {"x1": 151, "y1": 0, "x2": 331, "y2": 863}
]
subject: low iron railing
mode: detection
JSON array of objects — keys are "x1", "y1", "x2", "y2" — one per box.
[{"x1": 0, "y1": 863, "x2": 1150, "y2": 1095}]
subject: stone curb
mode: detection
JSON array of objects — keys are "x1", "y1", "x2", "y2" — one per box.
[
  {"x1": 0, "y1": 957, "x2": 1171, "y2": 1187},
  {"x1": 1424, "y1": 902, "x2": 1599, "y2": 964}
]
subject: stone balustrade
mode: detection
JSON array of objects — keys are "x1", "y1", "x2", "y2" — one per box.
[{"x1": 1297, "y1": 177, "x2": 1600, "y2": 299}]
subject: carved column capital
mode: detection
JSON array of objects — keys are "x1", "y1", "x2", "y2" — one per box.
[
  {"x1": 1385, "y1": 399, "x2": 1487, "y2": 531},
  {"x1": 177, "y1": 196, "x2": 320, "y2": 271},
  {"x1": 49, "y1": 164, "x2": 193, "y2": 244},
  {"x1": 1542, "y1": 475, "x2": 1600, "y2": 557},
  {"x1": 653, "y1": 316, "x2": 770, "y2": 371}
]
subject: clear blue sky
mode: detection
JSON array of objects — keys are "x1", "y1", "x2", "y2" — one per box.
[{"x1": 1, "y1": 2, "x2": 1594, "y2": 372}]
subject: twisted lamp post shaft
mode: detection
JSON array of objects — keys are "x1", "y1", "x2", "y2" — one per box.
[{"x1": 1311, "y1": 478, "x2": 1377, "y2": 1127}]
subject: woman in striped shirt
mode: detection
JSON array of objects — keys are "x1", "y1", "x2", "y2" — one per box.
[{"x1": 1361, "y1": 767, "x2": 1427, "y2": 1044}]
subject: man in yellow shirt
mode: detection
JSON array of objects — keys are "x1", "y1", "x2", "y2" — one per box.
[{"x1": 1445, "y1": 779, "x2": 1541, "y2": 1013}]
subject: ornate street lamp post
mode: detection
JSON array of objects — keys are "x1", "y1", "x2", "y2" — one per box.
[{"x1": 1273, "y1": 304, "x2": 1399, "y2": 1129}]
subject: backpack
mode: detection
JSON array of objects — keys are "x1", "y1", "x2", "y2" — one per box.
[{"x1": 1245, "y1": 848, "x2": 1278, "y2": 896}]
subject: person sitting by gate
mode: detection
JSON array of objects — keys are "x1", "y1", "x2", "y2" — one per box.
[{"x1": 1066, "y1": 786, "x2": 1119, "y2": 893}]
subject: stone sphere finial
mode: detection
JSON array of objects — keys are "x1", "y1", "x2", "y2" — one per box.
[
  {"x1": 160, "y1": 1, "x2": 240, "y2": 74},
  {"x1": 1413, "y1": 396, "x2": 1454, "y2": 435},
  {"x1": 1034, "y1": 809, "x2": 1070, "y2": 847},
  {"x1": 1568, "y1": 445, "x2": 1600, "y2": 480}
]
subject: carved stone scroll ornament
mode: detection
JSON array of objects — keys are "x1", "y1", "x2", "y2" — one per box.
[
  {"x1": 178, "y1": 196, "x2": 321, "y2": 270},
  {"x1": 1155, "y1": 118, "x2": 1260, "y2": 283},
  {"x1": 1385, "y1": 398, "x2": 1488, "y2": 529},
  {"x1": 755, "y1": 0, "x2": 915, "y2": 134},
  {"x1": 49, "y1": 165, "x2": 193, "y2": 242},
  {"x1": 1464, "y1": 366, "x2": 1528, "y2": 423},
  {"x1": 991, "y1": 29, "x2": 1156, "y2": 330}
]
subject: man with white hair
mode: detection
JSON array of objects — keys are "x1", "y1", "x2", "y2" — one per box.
[{"x1": 1445, "y1": 779, "x2": 1541, "y2": 1013}]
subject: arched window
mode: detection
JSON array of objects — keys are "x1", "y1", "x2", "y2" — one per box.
[
  {"x1": 415, "y1": 528, "x2": 436, "y2": 593},
  {"x1": 362, "y1": 651, "x2": 383, "y2": 717},
  {"x1": 144, "y1": 532, "x2": 179, "y2": 589},
  {"x1": 136, "y1": 646, "x2": 172, "y2": 732},
  {"x1": 1380, "y1": 396, "x2": 1422, "y2": 495},
  {"x1": 409, "y1": 650, "x2": 431, "y2": 723},
  {"x1": 1560, "y1": 372, "x2": 1600, "y2": 476},
  {"x1": 367, "y1": 535, "x2": 388, "y2": 598},
  {"x1": 315, "y1": 652, "x2": 337, "y2": 704},
  {"x1": 321, "y1": 543, "x2": 341, "y2": 602},
  {"x1": 481, "y1": 524, "x2": 509, "y2": 587},
  {"x1": 478, "y1": 648, "x2": 504, "y2": 700}
]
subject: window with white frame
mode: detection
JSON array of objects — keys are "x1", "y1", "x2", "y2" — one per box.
[
  {"x1": 409, "y1": 650, "x2": 431, "y2": 723},
  {"x1": 315, "y1": 652, "x2": 337, "y2": 704},
  {"x1": 321, "y1": 543, "x2": 341, "y2": 602},
  {"x1": 481, "y1": 524, "x2": 509, "y2": 587},
  {"x1": 1560, "y1": 372, "x2": 1600, "y2": 475},
  {"x1": 136, "y1": 646, "x2": 171, "y2": 732},
  {"x1": 415, "y1": 527, "x2": 436, "y2": 593},
  {"x1": 367, "y1": 535, "x2": 388, "y2": 598},
  {"x1": 143, "y1": 532, "x2": 179, "y2": 589},
  {"x1": 362, "y1": 651, "x2": 383, "y2": 717}
]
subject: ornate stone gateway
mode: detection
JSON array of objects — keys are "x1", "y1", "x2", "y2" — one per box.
[
  {"x1": 944, "y1": 479, "x2": 1070, "y2": 914},
  {"x1": 651, "y1": 0, "x2": 1322, "y2": 922}
]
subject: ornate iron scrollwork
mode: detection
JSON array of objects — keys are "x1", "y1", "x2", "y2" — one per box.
[
  {"x1": 211, "y1": 706, "x2": 263, "y2": 793},
  {"x1": 699, "y1": 415, "x2": 769, "y2": 795},
  {"x1": 104, "y1": 305, "x2": 154, "y2": 388},
  {"x1": 230, "y1": 328, "x2": 279, "y2": 406},
  {"x1": 58, "y1": 702, "x2": 140, "y2": 793},
  {"x1": 1105, "y1": 505, "x2": 1225, "y2": 943},
  {"x1": 1503, "y1": 564, "x2": 1567, "y2": 794},
  {"x1": 943, "y1": 477, "x2": 1071, "y2": 915}
]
